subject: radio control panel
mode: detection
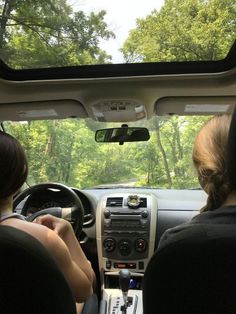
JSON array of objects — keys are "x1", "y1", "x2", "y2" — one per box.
[
  {"x1": 102, "y1": 207, "x2": 150, "y2": 259},
  {"x1": 96, "y1": 192, "x2": 157, "y2": 273}
]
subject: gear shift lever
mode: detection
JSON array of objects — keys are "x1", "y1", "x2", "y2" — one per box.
[{"x1": 119, "y1": 269, "x2": 131, "y2": 313}]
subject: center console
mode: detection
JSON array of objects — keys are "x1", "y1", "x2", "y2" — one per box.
[{"x1": 96, "y1": 192, "x2": 158, "y2": 313}]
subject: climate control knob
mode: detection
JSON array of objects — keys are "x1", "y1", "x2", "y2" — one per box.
[
  {"x1": 118, "y1": 239, "x2": 132, "y2": 256},
  {"x1": 103, "y1": 238, "x2": 116, "y2": 252},
  {"x1": 135, "y1": 238, "x2": 147, "y2": 253}
]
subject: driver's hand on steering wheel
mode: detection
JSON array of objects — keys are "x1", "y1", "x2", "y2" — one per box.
[
  {"x1": 34, "y1": 214, "x2": 96, "y2": 289},
  {"x1": 34, "y1": 214, "x2": 73, "y2": 239}
]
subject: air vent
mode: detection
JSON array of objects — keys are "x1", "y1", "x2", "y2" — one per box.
[
  {"x1": 140, "y1": 198, "x2": 147, "y2": 208},
  {"x1": 106, "y1": 197, "x2": 123, "y2": 207}
]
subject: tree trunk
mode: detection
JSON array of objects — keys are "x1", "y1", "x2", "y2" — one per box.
[
  {"x1": 155, "y1": 119, "x2": 172, "y2": 188},
  {"x1": 0, "y1": 0, "x2": 14, "y2": 49}
]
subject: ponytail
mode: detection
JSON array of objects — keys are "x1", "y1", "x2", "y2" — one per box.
[
  {"x1": 193, "y1": 114, "x2": 232, "y2": 212},
  {"x1": 200, "y1": 171, "x2": 231, "y2": 212}
]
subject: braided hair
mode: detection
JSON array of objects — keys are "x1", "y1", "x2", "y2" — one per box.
[{"x1": 192, "y1": 114, "x2": 232, "y2": 212}]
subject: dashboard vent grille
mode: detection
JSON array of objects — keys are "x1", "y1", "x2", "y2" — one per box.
[
  {"x1": 140, "y1": 198, "x2": 147, "y2": 208},
  {"x1": 106, "y1": 197, "x2": 123, "y2": 207}
]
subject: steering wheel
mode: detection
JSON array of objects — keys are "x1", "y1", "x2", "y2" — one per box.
[{"x1": 13, "y1": 183, "x2": 84, "y2": 236}]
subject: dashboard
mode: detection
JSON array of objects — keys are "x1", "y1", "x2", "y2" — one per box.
[
  {"x1": 17, "y1": 186, "x2": 207, "y2": 245},
  {"x1": 16, "y1": 185, "x2": 207, "y2": 294}
]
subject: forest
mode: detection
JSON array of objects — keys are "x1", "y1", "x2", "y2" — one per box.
[
  {"x1": 0, "y1": 0, "x2": 235, "y2": 189},
  {"x1": 4, "y1": 116, "x2": 211, "y2": 189}
]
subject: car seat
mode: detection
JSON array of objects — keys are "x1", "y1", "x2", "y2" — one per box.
[
  {"x1": 142, "y1": 109, "x2": 236, "y2": 314},
  {"x1": 142, "y1": 223, "x2": 236, "y2": 314},
  {"x1": 0, "y1": 225, "x2": 97, "y2": 314}
]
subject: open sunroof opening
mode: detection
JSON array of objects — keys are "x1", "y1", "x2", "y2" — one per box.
[{"x1": 0, "y1": 0, "x2": 235, "y2": 70}]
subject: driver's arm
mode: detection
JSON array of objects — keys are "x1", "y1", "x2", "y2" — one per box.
[
  {"x1": 35, "y1": 214, "x2": 96, "y2": 289},
  {"x1": 42, "y1": 226, "x2": 94, "y2": 302},
  {"x1": 2, "y1": 217, "x2": 93, "y2": 303}
]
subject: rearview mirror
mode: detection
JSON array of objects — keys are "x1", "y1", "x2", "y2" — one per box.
[{"x1": 95, "y1": 126, "x2": 150, "y2": 144}]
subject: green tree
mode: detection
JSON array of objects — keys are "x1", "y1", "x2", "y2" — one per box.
[
  {"x1": 5, "y1": 116, "x2": 211, "y2": 189},
  {"x1": 120, "y1": 0, "x2": 235, "y2": 187},
  {"x1": 121, "y1": 0, "x2": 236, "y2": 62},
  {"x1": 0, "y1": 0, "x2": 115, "y2": 68}
]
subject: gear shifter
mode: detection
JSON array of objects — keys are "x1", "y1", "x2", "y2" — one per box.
[{"x1": 119, "y1": 269, "x2": 131, "y2": 313}]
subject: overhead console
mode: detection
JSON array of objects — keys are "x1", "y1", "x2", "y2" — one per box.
[{"x1": 91, "y1": 100, "x2": 146, "y2": 122}]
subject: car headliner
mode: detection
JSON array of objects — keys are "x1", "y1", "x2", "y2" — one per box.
[{"x1": 0, "y1": 40, "x2": 235, "y2": 123}]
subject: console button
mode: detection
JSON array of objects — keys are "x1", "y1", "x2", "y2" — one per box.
[
  {"x1": 141, "y1": 210, "x2": 149, "y2": 218},
  {"x1": 106, "y1": 260, "x2": 112, "y2": 269},
  {"x1": 114, "y1": 262, "x2": 127, "y2": 268},
  {"x1": 104, "y1": 209, "x2": 111, "y2": 218},
  {"x1": 114, "y1": 262, "x2": 136, "y2": 269},
  {"x1": 138, "y1": 261, "x2": 144, "y2": 270}
]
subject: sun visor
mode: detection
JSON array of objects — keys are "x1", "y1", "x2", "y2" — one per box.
[
  {"x1": 155, "y1": 97, "x2": 236, "y2": 116},
  {"x1": 0, "y1": 99, "x2": 88, "y2": 121}
]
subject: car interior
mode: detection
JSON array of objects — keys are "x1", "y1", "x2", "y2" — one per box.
[{"x1": 0, "y1": 1, "x2": 235, "y2": 313}]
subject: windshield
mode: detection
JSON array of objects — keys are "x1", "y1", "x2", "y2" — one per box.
[
  {"x1": 4, "y1": 115, "x2": 210, "y2": 189},
  {"x1": 0, "y1": 0, "x2": 235, "y2": 68}
]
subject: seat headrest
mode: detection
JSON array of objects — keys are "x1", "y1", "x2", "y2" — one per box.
[
  {"x1": 0, "y1": 225, "x2": 76, "y2": 314},
  {"x1": 143, "y1": 223, "x2": 236, "y2": 314}
]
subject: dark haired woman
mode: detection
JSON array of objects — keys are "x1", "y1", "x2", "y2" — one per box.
[{"x1": 0, "y1": 131, "x2": 96, "y2": 314}]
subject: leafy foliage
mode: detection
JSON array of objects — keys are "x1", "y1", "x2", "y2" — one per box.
[
  {"x1": 121, "y1": 0, "x2": 236, "y2": 62},
  {"x1": 0, "y1": 0, "x2": 115, "y2": 68},
  {"x1": 5, "y1": 116, "x2": 210, "y2": 189}
]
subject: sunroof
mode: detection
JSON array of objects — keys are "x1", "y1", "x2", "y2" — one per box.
[{"x1": 0, "y1": 0, "x2": 235, "y2": 69}]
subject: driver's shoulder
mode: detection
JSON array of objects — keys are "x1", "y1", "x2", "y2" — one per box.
[{"x1": 1, "y1": 218, "x2": 61, "y2": 251}]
